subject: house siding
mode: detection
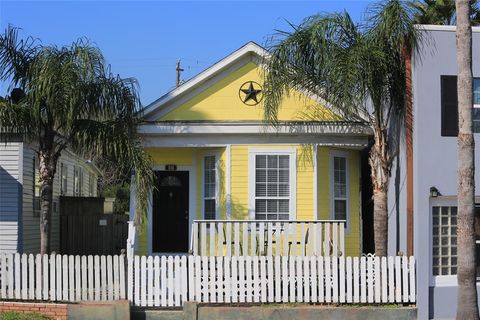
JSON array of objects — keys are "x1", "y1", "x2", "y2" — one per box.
[
  {"x1": 22, "y1": 144, "x2": 98, "y2": 253},
  {"x1": 137, "y1": 145, "x2": 361, "y2": 256},
  {"x1": 0, "y1": 142, "x2": 22, "y2": 253}
]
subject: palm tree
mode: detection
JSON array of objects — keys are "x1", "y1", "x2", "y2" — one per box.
[
  {"x1": 263, "y1": 0, "x2": 420, "y2": 256},
  {"x1": 0, "y1": 27, "x2": 154, "y2": 254},
  {"x1": 411, "y1": 0, "x2": 480, "y2": 25},
  {"x1": 455, "y1": 0, "x2": 479, "y2": 318}
]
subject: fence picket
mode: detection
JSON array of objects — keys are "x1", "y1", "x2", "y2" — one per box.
[
  {"x1": 374, "y1": 256, "x2": 381, "y2": 303},
  {"x1": 201, "y1": 256, "x2": 208, "y2": 303},
  {"x1": 402, "y1": 256, "x2": 409, "y2": 303},
  {"x1": 194, "y1": 256, "x2": 201, "y2": 302},
  {"x1": 107, "y1": 255, "x2": 113, "y2": 301},
  {"x1": 154, "y1": 256, "x2": 160, "y2": 306},
  {"x1": 238, "y1": 256, "x2": 245, "y2": 303},
  {"x1": 217, "y1": 257, "x2": 223, "y2": 303},
  {"x1": 161, "y1": 256, "x2": 167, "y2": 306},
  {"x1": 267, "y1": 256, "x2": 274, "y2": 303},
  {"x1": 282, "y1": 256, "x2": 288, "y2": 303},
  {"x1": 409, "y1": 257, "x2": 416, "y2": 303},
  {"x1": 310, "y1": 256, "x2": 317, "y2": 303},
  {"x1": 134, "y1": 256, "x2": 140, "y2": 306},
  {"x1": 114, "y1": 255, "x2": 120, "y2": 300},
  {"x1": 318, "y1": 256, "x2": 324, "y2": 303},
  {"x1": 395, "y1": 256, "x2": 401, "y2": 303},
  {"x1": 388, "y1": 256, "x2": 394, "y2": 303},
  {"x1": 147, "y1": 256, "x2": 153, "y2": 306},
  {"x1": 367, "y1": 256, "x2": 373, "y2": 303},
  {"x1": 175, "y1": 256, "x2": 181, "y2": 306},
  {"x1": 275, "y1": 256, "x2": 281, "y2": 302},
  {"x1": 62, "y1": 255, "x2": 68, "y2": 301},
  {"x1": 353, "y1": 257, "x2": 359, "y2": 303},
  {"x1": 346, "y1": 257, "x2": 352, "y2": 303},
  {"x1": 50, "y1": 254, "x2": 56, "y2": 301},
  {"x1": 224, "y1": 256, "x2": 231, "y2": 303},
  {"x1": 332, "y1": 257, "x2": 338, "y2": 303},
  {"x1": 167, "y1": 256, "x2": 174, "y2": 306},
  {"x1": 56, "y1": 255, "x2": 62, "y2": 301},
  {"x1": 21, "y1": 254, "x2": 27, "y2": 300},
  {"x1": 360, "y1": 257, "x2": 366, "y2": 303},
  {"x1": 325, "y1": 256, "x2": 331, "y2": 303},
  {"x1": 289, "y1": 256, "x2": 295, "y2": 302},
  {"x1": 303, "y1": 256, "x2": 310, "y2": 303},
  {"x1": 381, "y1": 257, "x2": 387, "y2": 303},
  {"x1": 252, "y1": 256, "x2": 258, "y2": 303},
  {"x1": 101, "y1": 255, "x2": 107, "y2": 300},
  {"x1": 88, "y1": 255, "x2": 94, "y2": 300},
  {"x1": 339, "y1": 256, "x2": 345, "y2": 303},
  {"x1": 231, "y1": 256, "x2": 238, "y2": 303},
  {"x1": 68, "y1": 255, "x2": 74, "y2": 301},
  {"x1": 296, "y1": 256, "x2": 303, "y2": 302},
  {"x1": 35, "y1": 254, "x2": 42, "y2": 300},
  {"x1": 119, "y1": 255, "x2": 126, "y2": 300},
  {"x1": 14, "y1": 253, "x2": 20, "y2": 299},
  {"x1": 93, "y1": 255, "x2": 100, "y2": 301},
  {"x1": 76, "y1": 256, "x2": 81, "y2": 301},
  {"x1": 260, "y1": 256, "x2": 266, "y2": 303}
]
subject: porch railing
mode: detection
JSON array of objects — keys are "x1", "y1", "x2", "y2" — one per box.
[{"x1": 190, "y1": 220, "x2": 345, "y2": 257}]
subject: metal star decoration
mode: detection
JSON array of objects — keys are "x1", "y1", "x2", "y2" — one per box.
[{"x1": 239, "y1": 81, "x2": 263, "y2": 106}]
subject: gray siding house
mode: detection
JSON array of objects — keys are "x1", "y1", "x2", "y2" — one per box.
[
  {"x1": 389, "y1": 25, "x2": 480, "y2": 319},
  {"x1": 0, "y1": 142, "x2": 99, "y2": 254}
]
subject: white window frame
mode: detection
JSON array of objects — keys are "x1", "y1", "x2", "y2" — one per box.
[
  {"x1": 73, "y1": 166, "x2": 83, "y2": 196},
  {"x1": 201, "y1": 153, "x2": 219, "y2": 220},
  {"x1": 60, "y1": 162, "x2": 68, "y2": 195},
  {"x1": 330, "y1": 151, "x2": 350, "y2": 232},
  {"x1": 88, "y1": 172, "x2": 95, "y2": 196},
  {"x1": 248, "y1": 148, "x2": 296, "y2": 221}
]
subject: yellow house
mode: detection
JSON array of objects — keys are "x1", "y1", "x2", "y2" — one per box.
[{"x1": 132, "y1": 42, "x2": 371, "y2": 257}]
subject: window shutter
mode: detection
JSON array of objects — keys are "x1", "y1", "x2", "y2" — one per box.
[{"x1": 441, "y1": 75, "x2": 458, "y2": 137}]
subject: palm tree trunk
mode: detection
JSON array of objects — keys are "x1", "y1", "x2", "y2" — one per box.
[
  {"x1": 369, "y1": 128, "x2": 390, "y2": 257},
  {"x1": 39, "y1": 149, "x2": 57, "y2": 255},
  {"x1": 456, "y1": 0, "x2": 479, "y2": 318}
]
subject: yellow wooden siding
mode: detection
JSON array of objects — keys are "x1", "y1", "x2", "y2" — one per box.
[
  {"x1": 158, "y1": 62, "x2": 339, "y2": 122},
  {"x1": 137, "y1": 145, "x2": 361, "y2": 256}
]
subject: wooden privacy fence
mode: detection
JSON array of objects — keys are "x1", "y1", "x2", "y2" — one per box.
[
  {"x1": 191, "y1": 220, "x2": 345, "y2": 257},
  {"x1": 0, "y1": 253, "x2": 415, "y2": 307}
]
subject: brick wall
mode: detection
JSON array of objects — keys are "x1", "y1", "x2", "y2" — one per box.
[{"x1": 0, "y1": 302, "x2": 68, "y2": 320}]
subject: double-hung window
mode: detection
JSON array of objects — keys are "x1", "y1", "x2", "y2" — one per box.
[
  {"x1": 203, "y1": 155, "x2": 217, "y2": 220},
  {"x1": 60, "y1": 163, "x2": 68, "y2": 195},
  {"x1": 441, "y1": 76, "x2": 480, "y2": 135},
  {"x1": 331, "y1": 154, "x2": 348, "y2": 227},
  {"x1": 73, "y1": 166, "x2": 83, "y2": 196},
  {"x1": 251, "y1": 150, "x2": 295, "y2": 220}
]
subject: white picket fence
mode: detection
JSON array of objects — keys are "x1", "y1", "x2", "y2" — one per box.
[{"x1": 0, "y1": 253, "x2": 416, "y2": 307}]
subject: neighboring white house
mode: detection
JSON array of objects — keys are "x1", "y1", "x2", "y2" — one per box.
[
  {"x1": 388, "y1": 25, "x2": 480, "y2": 319},
  {"x1": 0, "y1": 141, "x2": 100, "y2": 254}
]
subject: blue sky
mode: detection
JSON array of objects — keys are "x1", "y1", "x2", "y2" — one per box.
[{"x1": 0, "y1": 1, "x2": 371, "y2": 106}]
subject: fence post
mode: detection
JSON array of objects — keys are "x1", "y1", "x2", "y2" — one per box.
[{"x1": 126, "y1": 221, "x2": 136, "y2": 304}]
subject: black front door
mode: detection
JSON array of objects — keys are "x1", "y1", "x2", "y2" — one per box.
[{"x1": 152, "y1": 171, "x2": 189, "y2": 253}]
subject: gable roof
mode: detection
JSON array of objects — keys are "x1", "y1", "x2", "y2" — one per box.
[{"x1": 142, "y1": 42, "x2": 268, "y2": 120}]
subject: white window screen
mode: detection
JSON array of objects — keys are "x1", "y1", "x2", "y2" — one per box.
[
  {"x1": 255, "y1": 154, "x2": 290, "y2": 220},
  {"x1": 432, "y1": 206, "x2": 457, "y2": 276},
  {"x1": 333, "y1": 156, "x2": 347, "y2": 221},
  {"x1": 204, "y1": 156, "x2": 216, "y2": 220}
]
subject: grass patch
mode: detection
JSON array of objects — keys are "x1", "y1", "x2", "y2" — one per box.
[{"x1": 0, "y1": 311, "x2": 51, "y2": 320}]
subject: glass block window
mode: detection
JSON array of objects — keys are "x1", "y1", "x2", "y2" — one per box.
[
  {"x1": 254, "y1": 154, "x2": 290, "y2": 220},
  {"x1": 333, "y1": 156, "x2": 347, "y2": 222},
  {"x1": 432, "y1": 206, "x2": 457, "y2": 276},
  {"x1": 203, "y1": 156, "x2": 216, "y2": 220}
]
